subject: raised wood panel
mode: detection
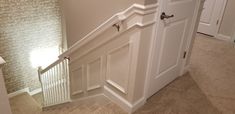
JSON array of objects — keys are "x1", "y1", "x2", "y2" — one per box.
[
  {"x1": 158, "y1": 20, "x2": 187, "y2": 74},
  {"x1": 87, "y1": 57, "x2": 102, "y2": 91},
  {"x1": 71, "y1": 66, "x2": 83, "y2": 95},
  {"x1": 106, "y1": 42, "x2": 132, "y2": 94}
]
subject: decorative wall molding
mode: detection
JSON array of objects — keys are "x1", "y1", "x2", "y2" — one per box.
[
  {"x1": 106, "y1": 42, "x2": 132, "y2": 94},
  {"x1": 71, "y1": 66, "x2": 84, "y2": 96},
  {"x1": 86, "y1": 57, "x2": 102, "y2": 91}
]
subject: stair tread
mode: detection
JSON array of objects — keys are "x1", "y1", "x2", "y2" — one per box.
[{"x1": 9, "y1": 92, "x2": 42, "y2": 114}]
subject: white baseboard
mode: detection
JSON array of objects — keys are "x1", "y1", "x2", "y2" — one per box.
[
  {"x1": 8, "y1": 88, "x2": 29, "y2": 98},
  {"x1": 71, "y1": 93, "x2": 103, "y2": 103},
  {"x1": 103, "y1": 86, "x2": 146, "y2": 113},
  {"x1": 216, "y1": 34, "x2": 232, "y2": 42},
  {"x1": 29, "y1": 88, "x2": 42, "y2": 96},
  {"x1": 8, "y1": 87, "x2": 42, "y2": 98},
  {"x1": 131, "y1": 97, "x2": 146, "y2": 113},
  {"x1": 181, "y1": 65, "x2": 190, "y2": 76}
]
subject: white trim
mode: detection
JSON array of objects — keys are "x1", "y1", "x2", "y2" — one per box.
[
  {"x1": 103, "y1": 86, "x2": 146, "y2": 113},
  {"x1": 143, "y1": 3, "x2": 161, "y2": 100},
  {"x1": 71, "y1": 93, "x2": 104, "y2": 103},
  {"x1": 131, "y1": 97, "x2": 146, "y2": 113},
  {"x1": 181, "y1": 0, "x2": 204, "y2": 76},
  {"x1": 29, "y1": 88, "x2": 42, "y2": 96},
  {"x1": 59, "y1": 3, "x2": 158, "y2": 59},
  {"x1": 8, "y1": 88, "x2": 29, "y2": 98},
  {"x1": 106, "y1": 80, "x2": 127, "y2": 94},
  {"x1": 215, "y1": 0, "x2": 228, "y2": 36},
  {"x1": 182, "y1": 65, "x2": 190, "y2": 76},
  {"x1": 104, "y1": 86, "x2": 132, "y2": 113},
  {"x1": 8, "y1": 87, "x2": 42, "y2": 98},
  {"x1": 216, "y1": 34, "x2": 232, "y2": 42},
  {"x1": 72, "y1": 90, "x2": 83, "y2": 96}
]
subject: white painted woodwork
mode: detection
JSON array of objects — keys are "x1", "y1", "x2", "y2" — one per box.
[
  {"x1": 198, "y1": 0, "x2": 227, "y2": 36},
  {"x1": 0, "y1": 57, "x2": 12, "y2": 114},
  {"x1": 40, "y1": 2, "x2": 201, "y2": 113},
  {"x1": 71, "y1": 66, "x2": 83, "y2": 95},
  {"x1": 87, "y1": 58, "x2": 102, "y2": 91},
  {"x1": 106, "y1": 42, "x2": 132, "y2": 94},
  {"x1": 38, "y1": 58, "x2": 70, "y2": 107},
  {"x1": 148, "y1": 0, "x2": 198, "y2": 98},
  {"x1": 67, "y1": 4, "x2": 158, "y2": 113}
]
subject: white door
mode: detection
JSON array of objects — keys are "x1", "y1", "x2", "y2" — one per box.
[
  {"x1": 148, "y1": 0, "x2": 197, "y2": 97},
  {"x1": 197, "y1": 0, "x2": 227, "y2": 36}
]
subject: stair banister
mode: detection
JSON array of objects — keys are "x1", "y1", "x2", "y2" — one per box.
[
  {"x1": 38, "y1": 57, "x2": 70, "y2": 107},
  {"x1": 37, "y1": 3, "x2": 158, "y2": 109}
]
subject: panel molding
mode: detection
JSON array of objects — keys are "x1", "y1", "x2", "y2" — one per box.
[
  {"x1": 71, "y1": 66, "x2": 84, "y2": 96},
  {"x1": 157, "y1": 19, "x2": 187, "y2": 75},
  {"x1": 106, "y1": 80, "x2": 127, "y2": 94},
  {"x1": 106, "y1": 42, "x2": 133, "y2": 94},
  {"x1": 86, "y1": 57, "x2": 103, "y2": 91}
]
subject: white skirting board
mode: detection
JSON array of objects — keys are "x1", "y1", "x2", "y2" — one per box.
[
  {"x1": 216, "y1": 34, "x2": 232, "y2": 42},
  {"x1": 103, "y1": 86, "x2": 146, "y2": 113},
  {"x1": 8, "y1": 88, "x2": 42, "y2": 98}
]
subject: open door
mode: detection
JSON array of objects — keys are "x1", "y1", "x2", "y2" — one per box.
[
  {"x1": 148, "y1": 0, "x2": 198, "y2": 98},
  {"x1": 197, "y1": 0, "x2": 227, "y2": 36}
]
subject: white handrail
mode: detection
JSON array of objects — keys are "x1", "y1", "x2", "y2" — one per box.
[
  {"x1": 40, "y1": 57, "x2": 69, "y2": 74},
  {"x1": 59, "y1": 3, "x2": 158, "y2": 59}
]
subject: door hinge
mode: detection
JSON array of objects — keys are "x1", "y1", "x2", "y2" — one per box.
[
  {"x1": 183, "y1": 51, "x2": 187, "y2": 59},
  {"x1": 216, "y1": 20, "x2": 219, "y2": 25}
]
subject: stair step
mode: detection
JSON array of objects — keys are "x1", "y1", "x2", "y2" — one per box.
[{"x1": 9, "y1": 92, "x2": 42, "y2": 114}]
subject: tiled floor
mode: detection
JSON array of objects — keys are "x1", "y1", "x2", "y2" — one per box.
[{"x1": 9, "y1": 34, "x2": 235, "y2": 114}]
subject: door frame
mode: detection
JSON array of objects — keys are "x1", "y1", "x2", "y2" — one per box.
[
  {"x1": 214, "y1": 0, "x2": 227, "y2": 38},
  {"x1": 198, "y1": 0, "x2": 227, "y2": 37},
  {"x1": 144, "y1": 0, "x2": 204, "y2": 99}
]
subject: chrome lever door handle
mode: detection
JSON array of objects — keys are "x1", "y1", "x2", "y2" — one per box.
[{"x1": 160, "y1": 12, "x2": 174, "y2": 20}]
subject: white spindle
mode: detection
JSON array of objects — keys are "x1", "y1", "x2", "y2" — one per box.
[
  {"x1": 66, "y1": 59, "x2": 70, "y2": 99},
  {"x1": 64, "y1": 60, "x2": 69, "y2": 99},
  {"x1": 38, "y1": 58, "x2": 70, "y2": 107}
]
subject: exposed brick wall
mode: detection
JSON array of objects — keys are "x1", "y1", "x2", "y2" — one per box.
[{"x1": 0, "y1": 0, "x2": 62, "y2": 93}]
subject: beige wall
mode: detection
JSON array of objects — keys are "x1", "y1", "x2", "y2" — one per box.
[
  {"x1": 219, "y1": 0, "x2": 235, "y2": 37},
  {"x1": 63, "y1": 0, "x2": 158, "y2": 47}
]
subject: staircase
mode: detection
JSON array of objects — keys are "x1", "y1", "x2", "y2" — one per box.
[{"x1": 37, "y1": 3, "x2": 158, "y2": 113}]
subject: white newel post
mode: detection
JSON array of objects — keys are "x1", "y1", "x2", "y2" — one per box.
[{"x1": 0, "y1": 57, "x2": 12, "y2": 114}]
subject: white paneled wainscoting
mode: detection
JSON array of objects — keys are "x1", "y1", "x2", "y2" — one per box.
[
  {"x1": 37, "y1": 1, "x2": 202, "y2": 113},
  {"x1": 37, "y1": 3, "x2": 158, "y2": 113}
]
